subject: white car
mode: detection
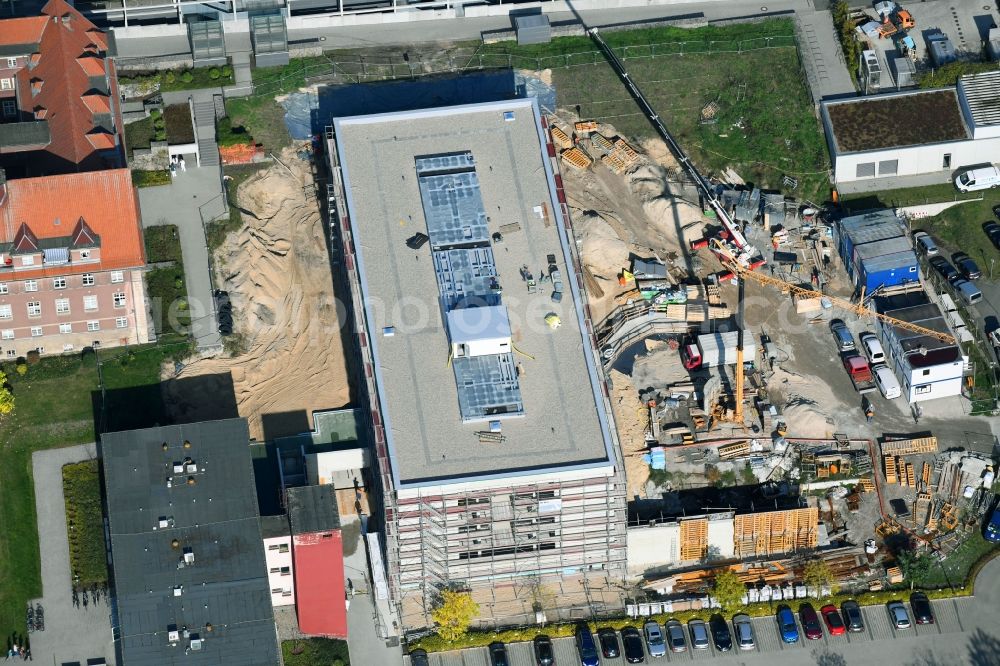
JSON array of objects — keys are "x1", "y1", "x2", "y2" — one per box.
[
  {"x1": 859, "y1": 333, "x2": 885, "y2": 364},
  {"x1": 913, "y1": 231, "x2": 938, "y2": 256},
  {"x1": 873, "y1": 365, "x2": 901, "y2": 399}
]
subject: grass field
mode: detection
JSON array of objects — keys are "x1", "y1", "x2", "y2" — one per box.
[
  {"x1": 282, "y1": 638, "x2": 350, "y2": 665},
  {"x1": 63, "y1": 460, "x2": 108, "y2": 591},
  {"x1": 144, "y1": 225, "x2": 183, "y2": 264},
  {"x1": 0, "y1": 342, "x2": 191, "y2": 637},
  {"x1": 124, "y1": 117, "x2": 156, "y2": 160},
  {"x1": 921, "y1": 532, "x2": 999, "y2": 590}
]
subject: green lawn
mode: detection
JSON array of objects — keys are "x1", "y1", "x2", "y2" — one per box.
[
  {"x1": 144, "y1": 225, "x2": 183, "y2": 264},
  {"x1": 207, "y1": 164, "x2": 265, "y2": 252},
  {"x1": 124, "y1": 116, "x2": 155, "y2": 159},
  {"x1": 63, "y1": 460, "x2": 108, "y2": 590},
  {"x1": 225, "y1": 95, "x2": 290, "y2": 153},
  {"x1": 146, "y1": 267, "x2": 191, "y2": 338},
  {"x1": 282, "y1": 638, "x2": 351, "y2": 666},
  {"x1": 921, "y1": 531, "x2": 999, "y2": 590},
  {"x1": 0, "y1": 342, "x2": 190, "y2": 636}
]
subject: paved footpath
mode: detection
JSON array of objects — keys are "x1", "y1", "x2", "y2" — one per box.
[{"x1": 30, "y1": 444, "x2": 116, "y2": 665}]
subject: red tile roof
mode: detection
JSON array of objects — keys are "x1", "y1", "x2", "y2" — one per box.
[
  {"x1": 0, "y1": 17, "x2": 47, "y2": 48},
  {"x1": 0, "y1": 169, "x2": 145, "y2": 278},
  {"x1": 293, "y1": 530, "x2": 348, "y2": 638},
  {"x1": 7, "y1": 0, "x2": 123, "y2": 173}
]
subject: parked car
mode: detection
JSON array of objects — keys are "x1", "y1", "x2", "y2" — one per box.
[
  {"x1": 952, "y1": 252, "x2": 982, "y2": 280},
  {"x1": 983, "y1": 222, "x2": 1000, "y2": 249},
  {"x1": 841, "y1": 600, "x2": 865, "y2": 633},
  {"x1": 621, "y1": 626, "x2": 645, "y2": 663},
  {"x1": 910, "y1": 592, "x2": 935, "y2": 624},
  {"x1": 821, "y1": 604, "x2": 846, "y2": 636},
  {"x1": 953, "y1": 279, "x2": 984, "y2": 305},
  {"x1": 830, "y1": 318, "x2": 855, "y2": 351},
  {"x1": 888, "y1": 601, "x2": 912, "y2": 629},
  {"x1": 665, "y1": 619, "x2": 687, "y2": 653},
  {"x1": 733, "y1": 614, "x2": 755, "y2": 650},
  {"x1": 409, "y1": 648, "x2": 430, "y2": 666},
  {"x1": 688, "y1": 619, "x2": 710, "y2": 650},
  {"x1": 644, "y1": 620, "x2": 666, "y2": 658},
  {"x1": 597, "y1": 628, "x2": 620, "y2": 659},
  {"x1": 709, "y1": 613, "x2": 732, "y2": 652},
  {"x1": 873, "y1": 365, "x2": 902, "y2": 399},
  {"x1": 955, "y1": 165, "x2": 1000, "y2": 192},
  {"x1": 913, "y1": 231, "x2": 939, "y2": 256},
  {"x1": 800, "y1": 604, "x2": 823, "y2": 640},
  {"x1": 574, "y1": 625, "x2": 599, "y2": 666},
  {"x1": 533, "y1": 635, "x2": 555, "y2": 666},
  {"x1": 929, "y1": 256, "x2": 961, "y2": 284},
  {"x1": 860, "y1": 332, "x2": 885, "y2": 364},
  {"x1": 776, "y1": 605, "x2": 800, "y2": 643},
  {"x1": 488, "y1": 641, "x2": 509, "y2": 666}
]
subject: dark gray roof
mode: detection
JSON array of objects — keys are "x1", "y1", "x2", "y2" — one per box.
[
  {"x1": 101, "y1": 419, "x2": 280, "y2": 666},
  {"x1": 0, "y1": 121, "x2": 50, "y2": 150},
  {"x1": 287, "y1": 484, "x2": 340, "y2": 535},
  {"x1": 260, "y1": 514, "x2": 290, "y2": 540}
]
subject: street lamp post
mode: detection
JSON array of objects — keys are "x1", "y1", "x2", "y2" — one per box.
[{"x1": 93, "y1": 341, "x2": 106, "y2": 434}]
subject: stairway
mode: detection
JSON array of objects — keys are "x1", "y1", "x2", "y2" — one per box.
[{"x1": 193, "y1": 98, "x2": 220, "y2": 167}]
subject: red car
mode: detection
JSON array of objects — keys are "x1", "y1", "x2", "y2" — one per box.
[
  {"x1": 821, "y1": 604, "x2": 846, "y2": 636},
  {"x1": 799, "y1": 604, "x2": 823, "y2": 640}
]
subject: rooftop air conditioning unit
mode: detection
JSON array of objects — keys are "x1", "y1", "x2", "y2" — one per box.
[
  {"x1": 168, "y1": 629, "x2": 180, "y2": 643},
  {"x1": 186, "y1": 463, "x2": 197, "y2": 473},
  {"x1": 173, "y1": 463, "x2": 184, "y2": 473},
  {"x1": 190, "y1": 637, "x2": 203, "y2": 651}
]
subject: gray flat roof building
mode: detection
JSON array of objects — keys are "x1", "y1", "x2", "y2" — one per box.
[
  {"x1": 331, "y1": 99, "x2": 616, "y2": 489},
  {"x1": 102, "y1": 419, "x2": 279, "y2": 666}
]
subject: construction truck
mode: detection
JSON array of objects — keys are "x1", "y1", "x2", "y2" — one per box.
[
  {"x1": 842, "y1": 353, "x2": 876, "y2": 394},
  {"x1": 682, "y1": 330, "x2": 757, "y2": 370}
]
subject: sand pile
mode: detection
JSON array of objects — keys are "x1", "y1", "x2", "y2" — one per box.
[
  {"x1": 577, "y1": 212, "x2": 629, "y2": 284},
  {"x1": 630, "y1": 344, "x2": 690, "y2": 390},
  {"x1": 608, "y1": 369, "x2": 652, "y2": 499},
  {"x1": 164, "y1": 151, "x2": 351, "y2": 439},
  {"x1": 766, "y1": 366, "x2": 842, "y2": 437}
]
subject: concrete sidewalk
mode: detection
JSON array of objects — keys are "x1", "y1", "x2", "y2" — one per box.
[
  {"x1": 30, "y1": 444, "x2": 116, "y2": 665},
  {"x1": 138, "y1": 160, "x2": 227, "y2": 352}
]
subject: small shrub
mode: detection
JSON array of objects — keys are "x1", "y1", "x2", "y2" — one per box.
[
  {"x1": 174, "y1": 275, "x2": 184, "y2": 289},
  {"x1": 26, "y1": 350, "x2": 40, "y2": 365},
  {"x1": 149, "y1": 107, "x2": 162, "y2": 119},
  {"x1": 165, "y1": 71, "x2": 176, "y2": 84},
  {"x1": 177, "y1": 299, "x2": 188, "y2": 312},
  {"x1": 15, "y1": 362, "x2": 27, "y2": 376},
  {"x1": 209, "y1": 67, "x2": 221, "y2": 80},
  {"x1": 221, "y1": 64, "x2": 233, "y2": 77},
  {"x1": 131, "y1": 169, "x2": 172, "y2": 188},
  {"x1": 180, "y1": 70, "x2": 194, "y2": 83}
]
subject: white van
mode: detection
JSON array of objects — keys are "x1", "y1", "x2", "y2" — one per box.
[
  {"x1": 955, "y1": 166, "x2": 1000, "y2": 192},
  {"x1": 859, "y1": 333, "x2": 885, "y2": 364},
  {"x1": 873, "y1": 365, "x2": 902, "y2": 399},
  {"x1": 954, "y1": 279, "x2": 983, "y2": 305}
]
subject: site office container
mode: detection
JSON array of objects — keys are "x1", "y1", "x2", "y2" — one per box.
[{"x1": 857, "y1": 250, "x2": 920, "y2": 293}]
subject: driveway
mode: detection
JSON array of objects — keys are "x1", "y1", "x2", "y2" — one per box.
[
  {"x1": 138, "y1": 162, "x2": 227, "y2": 353},
  {"x1": 30, "y1": 444, "x2": 116, "y2": 665}
]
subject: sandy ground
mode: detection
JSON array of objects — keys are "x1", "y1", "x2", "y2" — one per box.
[
  {"x1": 163, "y1": 151, "x2": 351, "y2": 440},
  {"x1": 608, "y1": 368, "x2": 651, "y2": 501}
]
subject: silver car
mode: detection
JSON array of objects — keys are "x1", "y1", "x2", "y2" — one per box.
[
  {"x1": 688, "y1": 618, "x2": 710, "y2": 650},
  {"x1": 733, "y1": 614, "x2": 755, "y2": 650},
  {"x1": 644, "y1": 620, "x2": 666, "y2": 658},
  {"x1": 888, "y1": 601, "x2": 911, "y2": 629},
  {"x1": 665, "y1": 619, "x2": 686, "y2": 653}
]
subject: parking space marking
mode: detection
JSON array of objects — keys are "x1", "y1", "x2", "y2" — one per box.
[
  {"x1": 827, "y1": 632, "x2": 850, "y2": 647},
  {"x1": 506, "y1": 642, "x2": 535, "y2": 666},
  {"x1": 752, "y1": 617, "x2": 782, "y2": 652},
  {"x1": 846, "y1": 627, "x2": 870, "y2": 644},
  {"x1": 934, "y1": 599, "x2": 961, "y2": 635},
  {"x1": 865, "y1": 606, "x2": 895, "y2": 641}
]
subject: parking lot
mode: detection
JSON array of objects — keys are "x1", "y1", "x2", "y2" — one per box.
[{"x1": 407, "y1": 596, "x2": 975, "y2": 665}]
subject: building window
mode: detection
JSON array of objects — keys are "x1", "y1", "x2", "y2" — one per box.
[
  {"x1": 87, "y1": 321, "x2": 100, "y2": 332},
  {"x1": 278, "y1": 543, "x2": 289, "y2": 553},
  {"x1": 115, "y1": 317, "x2": 127, "y2": 329},
  {"x1": 59, "y1": 323, "x2": 72, "y2": 334},
  {"x1": 0, "y1": 305, "x2": 10, "y2": 320},
  {"x1": 113, "y1": 292, "x2": 125, "y2": 308},
  {"x1": 877, "y1": 160, "x2": 898, "y2": 176},
  {"x1": 943, "y1": 154, "x2": 952, "y2": 169},
  {"x1": 4, "y1": 350, "x2": 14, "y2": 358},
  {"x1": 27, "y1": 301, "x2": 40, "y2": 317},
  {"x1": 1, "y1": 100, "x2": 13, "y2": 117},
  {"x1": 269, "y1": 567, "x2": 279, "y2": 574},
  {"x1": 6, "y1": 58, "x2": 15, "y2": 68},
  {"x1": 271, "y1": 588, "x2": 283, "y2": 594},
  {"x1": 24, "y1": 280, "x2": 37, "y2": 292},
  {"x1": 80, "y1": 250, "x2": 91, "y2": 259},
  {"x1": 1, "y1": 330, "x2": 12, "y2": 340},
  {"x1": 281, "y1": 590, "x2": 292, "y2": 597},
  {"x1": 855, "y1": 162, "x2": 876, "y2": 178},
  {"x1": 83, "y1": 295, "x2": 98, "y2": 311},
  {"x1": 21, "y1": 255, "x2": 34, "y2": 266},
  {"x1": 30, "y1": 326, "x2": 42, "y2": 337},
  {"x1": 280, "y1": 567, "x2": 290, "y2": 576},
  {"x1": 0, "y1": 78, "x2": 12, "y2": 91},
  {"x1": 53, "y1": 277, "x2": 66, "y2": 289},
  {"x1": 915, "y1": 384, "x2": 931, "y2": 395},
  {"x1": 267, "y1": 544, "x2": 279, "y2": 551},
  {"x1": 922, "y1": 369, "x2": 930, "y2": 376},
  {"x1": 111, "y1": 271, "x2": 124, "y2": 283},
  {"x1": 0, "y1": 284, "x2": 6, "y2": 295},
  {"x1": 55, "y1": 298, "x2": 70, "y2": 315},
  {"x1": 82, "y1": 274, "x2": 95, "y2": 286}
]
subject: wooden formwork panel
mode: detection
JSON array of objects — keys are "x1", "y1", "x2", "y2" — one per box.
[
  {"x1": 560, "y1": 147, "x2": 593, "y2": 170},
  {"x1": 921, "y1": 462, "x2": 931, "y2": 489},
  {"x1": 883, "y1": 455, "x2": 897, "y2": 485},
  {"x1": 591, "y1": 132, "x2": 615, "y2": 152},
  {"x1": 881, "y1": 436, "x2": 938, "y2": 456},
  {"x1": 680, "y1": 518, "x2": 709, "y2": 561},
  {"x1": 858, "y1": 477, "x2": 875, "y2": 493},
  {"x1": 733, "y1": 507, "x2": 818, "y2": 558},
  {"x1": 550, "y1": 125, "x2": 573, "y2": 150},
  {"x1": 906, "y1": 463, "x2": 916, "y2": 488},
  {"x1": 719, "y1": 440, "x2": 750, "y2": 460},
  {"x1": 574, "y1": 120, "x2": 599, "y2": 134}
]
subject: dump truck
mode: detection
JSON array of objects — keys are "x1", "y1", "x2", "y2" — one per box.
[
  {"x1": 842, "y1": 353, "x2": 876, "y2": 394},
  {"x1": 681, "y1": 330, "x2": 757, "y2": 369}
]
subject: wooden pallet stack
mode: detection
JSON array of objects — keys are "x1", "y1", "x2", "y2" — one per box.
[
  {"x1": 680, "y1": 518, "x2": 709, "y2": 561},
  {"x1": 590, "y1": 132, "x2": 615, "y2": 152},
  {"x1": 560, "y1": 147, "x2": 593, "y2": 171},
  {"x1": 905, "y1": 463, "x2": 916, "y2": 488},
  {"x1": 883, "y1": 454, "x2": 898, "y2": 485},
  {"x1": 718, "y1": 440, "x2": 751, "y2": 460},
  {"x1": 858, "y1": 477, "x2": 876, "y2": 493},
  {"x1": 574, "y1": 120, "x2": 599, "y2": 135},
  {"x1": 881, "y1": 436, "x2": 938, "y2": 456},
  {"x1": 550, "y1": 125, "x2": 573, "y2": 150}
]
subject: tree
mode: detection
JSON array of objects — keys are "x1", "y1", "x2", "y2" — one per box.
[
  {"x1": 712, "y1": 569, "x2": 745, "y2": 610},
  {"x1": 430, "y1": 590, "x2": 479, "y2": 641},
  {"x1": 898, "y1": 551, "x2": 933, "y2": 589},
  {"x1": 0, "y1": 370, "x2": 14, "y2": 416},
  {"x1": 803, "y1": 559, "x2": 838, "y2": 596}
]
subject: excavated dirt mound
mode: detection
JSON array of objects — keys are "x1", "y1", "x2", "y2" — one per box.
[{"x1": 164, "y1": 151, "x2": 351, "y2": 439}]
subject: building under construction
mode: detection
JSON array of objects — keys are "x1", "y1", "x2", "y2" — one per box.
[{"x1": 326, "y1": 98, "x2": 627, "y2": 631}]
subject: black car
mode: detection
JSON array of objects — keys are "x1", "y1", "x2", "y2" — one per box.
[
  {"x1": 952, "y1": 252, "x2": 982, "y2": 280},
  {"x1": 533, "y1": 634, "x2": 555, "y2": 666},
  {"x1": 929, "y1": 256, "x2": 961, "y2": 283},
  {"x1": 488, "y1": 641, "x2": 509, "y2": 666},
  {"x1": 984, "y1": 222, "x2": 1000, "y2": 249},
  {"x1": 841, "y1": 600, "x2": 865, "y2": 633},
  {"x1": 620, "y1": 626, "x2": 645, "y2": 664},
  {"x1": 597, "y1": 628, "x2": 620, "y2": 658},
  {"x1": 910, "y1": 592, "x2": 935, "y2": 625},
  {"x1": 409, "y1": 648, "x2": 429, "y2": 666},
  {"x1": 709, "y1": 613, "x2": 733, "y2": 652}
]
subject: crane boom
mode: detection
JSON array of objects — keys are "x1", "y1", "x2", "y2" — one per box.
[{"x1": 717, "y1": 248, "x2": 955, "y2": 344}]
